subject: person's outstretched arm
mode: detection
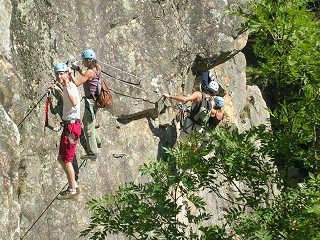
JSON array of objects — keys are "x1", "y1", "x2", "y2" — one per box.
[{"x1": 163, "y1": 91, "x2": 201, "y2": 103}]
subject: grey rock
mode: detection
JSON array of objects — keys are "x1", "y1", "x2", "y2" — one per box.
[
  {"x1": 0, "y1": 53, "x2": 23, "y2": 122},
  {"x1": 0, "y1": 104, "x2": 21, "y2": 240},
  {"x1": 0, "y1": 0, "x2": 12, "y2": 59},
  {"x1": 245, "y1": 85, "x2": 271, "y2": 129}
]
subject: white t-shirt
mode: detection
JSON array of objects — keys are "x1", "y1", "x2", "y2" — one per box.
[{"x1": 62, "y1": 82, "x2": 81, "y2": 121}]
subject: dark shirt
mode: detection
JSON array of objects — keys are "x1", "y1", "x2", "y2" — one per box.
[{"x1": 208, "y1": 115, "x2": 221, "y2": 129}]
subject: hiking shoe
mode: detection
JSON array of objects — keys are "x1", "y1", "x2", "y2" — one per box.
[
  {"x1": 81, "y1": 154, "x2": 97, "y2": 161},
  {"x1": 57, "y1": 190, "x2": 78, "y2": 200}
]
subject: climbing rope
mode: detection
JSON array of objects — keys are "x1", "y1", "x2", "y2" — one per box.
[
  {"x1": 20, "y1": 159, "x2": 88, "y2": 240},
  {"x1": 22, "y1": 201, "x2": 66, "y2": 240},
  {"x1": 17, "y1": 89, "x2": 50, "y2": 128},
  {"x1": 102, "y1": 71, "x2": 162, "y2": 96},
  {"x1": 98, "y1": 60, "x2": 144, "y2": 84},
  {"x1": 110, "y1": 88, "x2": 158, "y2": 104},
  {"x1": 70, "y1": 58, "x2": 142, "y2": 86},
  {"x1": 101, "y1": 69, "x2": 140, "y2": 86},
  {"x1": 15, "y1": 92, "x2": 47, "y2": 113}
]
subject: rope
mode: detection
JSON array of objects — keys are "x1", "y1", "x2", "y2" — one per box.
[
  {"x1": 15, "y1": 93, "x2": 47, "y2": 112},
  {"x1": 98, "y1": 60, "x2": 144, "y2": 83},
  {"x1": 17, "y1": 90, "x2": 49, "y2": 128},
  {"x1": 102, "y1": 71, "x2": 162, "y2": 96},
  {"x1": 110, "y1": 88, "x2": 158, "y2": 104},
  {"x1": 22, "y1": 201, "x2": 66, "y2": 240},
  {"x1": 101, "y1": 70, "x2": 140, "y2": 86},
  {"x1": 69, "y1": 59, "x2": 164, "y2": 97},
  {"x1": 72, "y1": 59, "x2": 146, "y2": 87},
  {"x1": 20, "y1": 159, "x2": 88, "y2": 240}
]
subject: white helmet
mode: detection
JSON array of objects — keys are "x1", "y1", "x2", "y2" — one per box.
[{"x1": 208, "y1": 81, "x2": 219, "y2": 92}]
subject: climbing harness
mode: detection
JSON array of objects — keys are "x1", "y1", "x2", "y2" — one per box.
[
  {"x1": 20, "y1": 160, "x2": 88, "y2": 240},
  {"x1": 177, "y1": 103, "x2": 199, "y2": 133},
  {"x1": 61, "y1": 119, "x2": 81, "y2": 145}
]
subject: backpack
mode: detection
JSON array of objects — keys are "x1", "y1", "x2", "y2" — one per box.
[
  {"x1": 189, "y1": 92, "x2": 212, "y2": 125},
  {"x1": 96, "y1": 76, "x2": 112, "y2": 108},
  {"x1": 91, "y1": 70, "x2": 112, "y2": 108},
  {"x1": 90, "y1": 69, "x2": 112, "y2": 108}
]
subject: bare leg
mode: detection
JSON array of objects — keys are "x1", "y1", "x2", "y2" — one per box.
[
  {"x1": 58, "y1": 155, "x2": 68, "y2": 174},
  {"x1": 65, "y1": 162, "x2": 75, "y2": 189},
  {"x1": 58, "y1": 155, "x2": 75, "y2": 190}
]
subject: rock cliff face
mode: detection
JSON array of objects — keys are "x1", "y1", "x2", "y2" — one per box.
[
  {"x1": 0, "y1": 104, "x2": 21, "y2": 240},
  {"x1": 0, "y1": 0, "x2": 270, "y2": 239}
]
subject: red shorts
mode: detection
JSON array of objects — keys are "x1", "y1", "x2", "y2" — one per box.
[{"x1": 59, "y1": 122, "x2": 82, "y2": 163}]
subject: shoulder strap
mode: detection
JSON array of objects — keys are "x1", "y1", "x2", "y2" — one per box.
[
  {"x1": 95, "y1": 68, "x2": 101, "y2": 78},
  {"x1": 89, "y1": 68, "x2": 102, "y2": 101},
  {"x1": 201, "y1": 92, "x2": 206, "y2": 100}
]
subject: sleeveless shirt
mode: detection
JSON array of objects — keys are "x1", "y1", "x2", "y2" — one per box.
[{"x1": 83, "y1": 69, "x2": 100, "y2": 97}]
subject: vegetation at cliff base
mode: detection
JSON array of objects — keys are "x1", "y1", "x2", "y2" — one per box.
[{"x1": 81, "y1": 0, "x2": 320, "y2": 239}]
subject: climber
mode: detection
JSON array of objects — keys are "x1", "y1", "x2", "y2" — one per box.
[
  {"x1": 163, "y1": 81, "x2": 224, "y2": 140},
  {"x1": 69, "y1": 49, "x2": 102, "y2": 161},
  {"x1": 200, "y1": 71, "x2": 223, "y2": 128},
  {"x1": 48, "y1": 80, "x2": 84, "y2": 186},
  {"x1": 51, "y1": 62, "x2": 82, "y2": 200}
]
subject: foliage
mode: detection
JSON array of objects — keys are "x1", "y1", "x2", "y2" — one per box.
[
  {"x1": 232, "y1": 173, "x2": 320, "y2": 240},
  {"x1": 80, "y1": 153, "x2": 212, "y2": 240},
  {"x1": 81, "y1": 126, "x2": 320, "y2": 239},
  {"x1": 233, "y1": 0, "x2": 320, "y2": 94},
  {"x1": 80, "y1": 0, "x2": 320, "y2": 239},
  {"x1": 230, "y1": 0, "x2": 320, "y2": 183},
  {"x1": 79, "y1": 126, "x2": 273, "y2": 239}
]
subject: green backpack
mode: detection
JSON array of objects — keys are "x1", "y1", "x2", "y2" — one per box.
[{"x1": 189, "y1": 92, "x2": 212, "y2": 125}]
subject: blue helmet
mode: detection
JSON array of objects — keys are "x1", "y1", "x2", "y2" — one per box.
[
  {"x1": 214, "y1": 96, "x2": 224, "y2": 107},
  {"x1": 82, "y1": 49, "x2": 96, "y2": 59},
  {"x1": 54, "y1": 62, "x2": 68, "y2": 72}
]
